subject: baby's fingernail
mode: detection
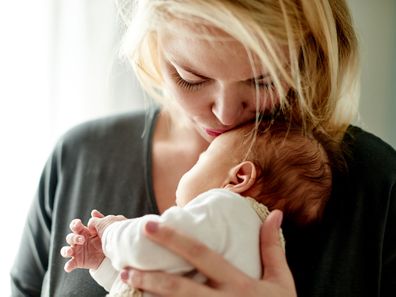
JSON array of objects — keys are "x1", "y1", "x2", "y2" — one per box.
[
  {"x1": 77, "y1": 236, "x2": 84, "y2": 243},
  {"x1": 145, "y1": 221, "x2": 158, "y2": 234}
]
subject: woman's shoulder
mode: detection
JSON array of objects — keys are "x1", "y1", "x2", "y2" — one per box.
[
  {"x1": 346, "y1": 125, "x2": 395, "y2": 153},
  {"x1": 344, "y1": 125, "x2": 396, "y2": 173},
  {"x1": 62, "y1": 109, "x2": 156, "y2": 144},
  {"x1": 52, "y1": 108, "x2": 160, "y2": 162}
]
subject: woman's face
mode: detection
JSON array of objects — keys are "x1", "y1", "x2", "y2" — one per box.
[{"x1": 158, "y1": 27, "x2": 283, "y2": 142}]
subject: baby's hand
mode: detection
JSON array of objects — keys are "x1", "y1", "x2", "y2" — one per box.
[
  {"x1": 87, "y1": 209, "x2": 127, "y2": 238},
  {"x1": 60, "y1": 213, "x2": 105, "y2": 272}
]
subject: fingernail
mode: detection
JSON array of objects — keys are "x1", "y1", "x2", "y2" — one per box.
[
  {"x1": 60, "y1": 247, "x2": 66, "y2": 257},
  {"x1": 120, "y1": 270, "x2": 129, "y2": 281},
  {"x1": 77, "y1": 236, "x2": 84, "y2": 243},
  {"x1": 145, "y1": 221, "x2": 158, "y2": 234}
]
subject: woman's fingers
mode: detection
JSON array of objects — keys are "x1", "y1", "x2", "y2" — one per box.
[
  {"x1": 119, "y1": 216, "x2": 296, "y2": 297},
  {"x1": 143, "y1": 221, "x2": 248, "y2": 285},
  {"x1": 260, "y1": 210, "x2": 295, "y2": 288},
  {"x1": 121, "y1": 268, "x2": 215, "y2": 297}
]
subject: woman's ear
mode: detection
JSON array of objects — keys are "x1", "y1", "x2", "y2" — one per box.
[{"x1": 224, "y1": 161, "x2": 257, "y2": 194}]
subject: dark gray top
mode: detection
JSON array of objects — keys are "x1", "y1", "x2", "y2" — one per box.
[{"x1": 10, "y1": 108, "x2": 396, "y2": 297}]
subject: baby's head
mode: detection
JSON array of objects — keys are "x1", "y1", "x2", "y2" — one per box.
[{"x1": 176, "y1": 121, "x2": 332, "y2": 224}]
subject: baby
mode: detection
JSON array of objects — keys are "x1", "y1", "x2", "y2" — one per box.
[{"x1": 61, "y1": 121, "x2": 332, "y2": 296}]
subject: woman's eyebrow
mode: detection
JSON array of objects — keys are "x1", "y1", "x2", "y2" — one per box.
[{"x1": 169, "y1": 60, "x2": 209, "y2": 79}]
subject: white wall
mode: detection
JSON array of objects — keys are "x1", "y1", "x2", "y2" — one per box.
[
  {"x1": 349, "y1": 0, "x2": 396, "y2": 148},
  {"x1": 0, "y1": 1, "x2": 142, "y2": 295}
]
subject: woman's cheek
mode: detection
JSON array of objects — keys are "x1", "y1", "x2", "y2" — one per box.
[{"x1": 172, "y1": 88, "x2": 208, "y2": 112}]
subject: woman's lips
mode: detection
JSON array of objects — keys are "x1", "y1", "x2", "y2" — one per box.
[{"x1": 204, "y1": 128, "x2": 227, "y2": 137}]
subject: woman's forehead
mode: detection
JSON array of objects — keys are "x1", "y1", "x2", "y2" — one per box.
[{"x1": 159, "y1": 29, "x2": 269, "y2": 79}]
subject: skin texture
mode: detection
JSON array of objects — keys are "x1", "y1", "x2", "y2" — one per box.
[
  {"x1": 175, "y1": 135, "x2": 236, "y2": 206},
  {"x1": 158, "y1": 27, "x2": 282, "y2": 142},
  {"x1": 175, "y1": 129, "x2": 255, "y2": 206}
]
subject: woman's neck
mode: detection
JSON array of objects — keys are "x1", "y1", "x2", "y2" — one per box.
[
  {"x1": 157, "y1": 109, "x2": 209, "y2": 152},
  {"x1": 151, "y1": 110, "x2": 209, "y2": 213}
]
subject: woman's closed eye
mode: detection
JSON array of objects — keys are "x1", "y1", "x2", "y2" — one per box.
[
  {"x1": 173, "y1": 72, "x2": 275, "y2": 92},
  {"x1": 172, "y1": 70, "x2": 208, "y2": 91},
  {"x1": 249, "y1": 76, "x2": 275, "y2": 90}
]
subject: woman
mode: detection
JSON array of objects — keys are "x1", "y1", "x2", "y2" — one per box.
[{"x1": 11, "y1": 0, "x2": 396, "y2": 296}]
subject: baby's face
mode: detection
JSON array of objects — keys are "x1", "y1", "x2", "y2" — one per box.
[{"x1": 175, "y1": 131, "x2": 241, "y2": 206}]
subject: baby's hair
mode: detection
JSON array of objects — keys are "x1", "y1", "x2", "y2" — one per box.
[{"x1": 237, "y1": 121, "x2": 332, "y2": 225}]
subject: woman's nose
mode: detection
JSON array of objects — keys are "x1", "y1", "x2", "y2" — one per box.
[{"x1": 211, "y1": 85, "x2": 250, "y2": 126}]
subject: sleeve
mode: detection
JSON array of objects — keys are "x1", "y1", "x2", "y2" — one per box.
[
  {"x1": 382, "y1": 183, "x2": 396, "y2": 296},
  {"x1": 10, "y1": 147, "x2": 59, "y2": 296},
  {"x1": 89, "y1": 257, "x2": 119, "y2": 292},
  {"x1": 101, "y1": 192, "x2": 246, "y2": 274}
]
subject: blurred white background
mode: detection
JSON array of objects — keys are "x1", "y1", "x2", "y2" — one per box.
[{"x1": 0, "y1": 0, "x2": 395, "y2": 295}]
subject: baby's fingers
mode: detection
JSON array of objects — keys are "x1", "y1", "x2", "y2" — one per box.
[
  {"x1": 69, "y1": 219, "x2": 84, "y2": 232},
  {"x1": 64, "y1": 258, "x2": 79, "y2": 273},
  {"x1": 60, "y1": 246, "x2": 74, "y2": 258},
  {"x1": 66, "y1": 233, "x2": 85, "y2": 245},
  {"x1": 60, "y1": 247, "x2": 79, "y2": 273},
  {"x1": 91, "y1": 209, "x2": 105, "y2": 218},
  {"x1": 70, "y1": 218, "x2": 94, "y2": 237}
]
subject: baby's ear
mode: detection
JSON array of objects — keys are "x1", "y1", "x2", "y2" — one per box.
[{"x1": 224, "y1": 161, "x2": 257, "y2": 194}]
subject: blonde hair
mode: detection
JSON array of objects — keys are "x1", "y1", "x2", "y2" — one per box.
[{"x1": 117, "y1": 0, "x2": 360, "y2": 141}]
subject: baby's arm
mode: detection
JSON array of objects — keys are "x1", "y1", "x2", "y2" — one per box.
[{"x1": 100, "y1": 192, "x2": 250, "y2": 274}]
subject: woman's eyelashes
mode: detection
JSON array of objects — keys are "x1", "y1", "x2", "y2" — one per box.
[
  {"x1": 250, "y1": 79, "x2": 275, "y2": 90},
  {"x1": 170, "y1": 68, "x2": 275, "y2": 92},
  {"x1": 172, "y1": 70, "x2": 207, "y2": 91}
]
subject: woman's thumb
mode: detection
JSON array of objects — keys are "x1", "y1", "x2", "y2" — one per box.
[{"x1": 260, "y1": 210, "x2": 293, "y2": 284}]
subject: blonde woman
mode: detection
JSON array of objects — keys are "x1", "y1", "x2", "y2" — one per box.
[{"x1": 11, "y1": 1, "x2": 396, "y2": 297}]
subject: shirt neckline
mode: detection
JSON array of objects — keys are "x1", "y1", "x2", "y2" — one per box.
[{"x1": 143, "y1": 106, "x2": 161, "y2": 215}]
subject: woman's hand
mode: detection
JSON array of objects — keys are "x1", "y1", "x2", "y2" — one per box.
[{"x1": 120, "y1": 209, "x2": 297, "y2": 297}]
